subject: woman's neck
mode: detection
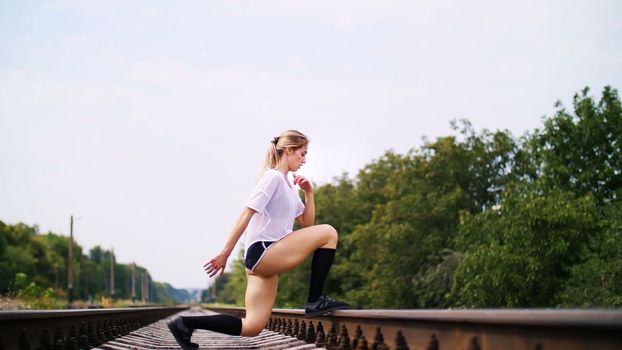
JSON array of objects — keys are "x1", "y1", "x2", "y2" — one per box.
[{"x1": 276, "y1": 162, "x2": 289, "y2": 175}]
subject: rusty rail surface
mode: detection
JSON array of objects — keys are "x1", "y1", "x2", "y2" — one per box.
[
  {"x1": 208, "y1": 306, "x2": 622, "y2": 350},
  {"x1": 0, "y1": 305, "x2": 186, "y2": 349}
]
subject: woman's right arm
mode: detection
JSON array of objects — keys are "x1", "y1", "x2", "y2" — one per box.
[{"x1": 203, "y1": 207, "x2": 256, "y2": 277}]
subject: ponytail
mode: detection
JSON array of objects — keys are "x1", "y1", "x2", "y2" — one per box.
[{"x1": 263, "y1": 141, "x2": 281, "y2": 172}]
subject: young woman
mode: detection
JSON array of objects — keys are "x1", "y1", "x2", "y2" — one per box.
[{"x1": 167, "y1": 130, "x2": 349, "y2": 349}]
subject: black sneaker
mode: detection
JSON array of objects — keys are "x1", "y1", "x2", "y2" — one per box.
[
  {"x1": 305, "y1": 295, "x2": 350, "y2": 317},
  {"x1": 167, "y1": 316, "x2": 199, "y2": 350}
]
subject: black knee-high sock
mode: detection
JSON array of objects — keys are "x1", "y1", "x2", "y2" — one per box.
[
  {"x1": 307, "y1": 248, "x2": 336, "y2": 303},
  {"x1": 182, "y1": 314, "x2": 242, "y2": 336}
]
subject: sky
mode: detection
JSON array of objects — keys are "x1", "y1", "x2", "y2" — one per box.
[{"x1": 1, "y1": 0, "x2": 621, "y2": 289}]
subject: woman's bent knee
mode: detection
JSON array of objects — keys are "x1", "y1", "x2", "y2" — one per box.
[
  {"x1": 320, "y1": 224, "x2": 338, "y2": 246},
  {"x1": 241, "y1": 319, "x2": 265, "y2": 337},
  {"x1": 241, "y1": 324, "x2": 264, "y2": 337}
]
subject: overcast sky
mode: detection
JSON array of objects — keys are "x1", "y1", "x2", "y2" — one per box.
[{"x1": 1, "y1": 0, "x2": 621, "y2": 289}]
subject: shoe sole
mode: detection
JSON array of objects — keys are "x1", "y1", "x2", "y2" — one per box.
[
  {"x1": 304, "y1": 305, "x2": 349, "y2": 318},
  {"x1": 167, "y1": 320, "x2": 199, "y2": 350}
]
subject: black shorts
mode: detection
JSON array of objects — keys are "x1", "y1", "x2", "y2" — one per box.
[{"x1": 244, "y1": 241, "x2": 274, "y2": 271}]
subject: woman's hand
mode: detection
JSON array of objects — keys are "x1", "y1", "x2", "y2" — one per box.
[
  {"x1": 203, "y1": 252, "x2": 229, "y2": 278},
  {"x1": 293, "y1": 173, "x2": 313, "y2": 193}
]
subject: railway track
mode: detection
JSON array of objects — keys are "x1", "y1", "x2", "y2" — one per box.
[
  {"x1": 2, "y1": 306, "x2": 621, "y2": 349},
  {"x1": 0, "y1": 305, "x2": 184, "y2": 349},
  {"x1": 210, "y1": 306, "x2": 622, "y2": 350}
]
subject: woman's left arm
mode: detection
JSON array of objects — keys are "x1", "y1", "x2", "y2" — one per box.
[{"x1": 294, "y1": 174, "x2": 315, "y2": 228}]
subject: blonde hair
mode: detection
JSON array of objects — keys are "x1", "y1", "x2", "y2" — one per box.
[{"x1": 262, "y1": 130, "x2": 309, "y2": 173}]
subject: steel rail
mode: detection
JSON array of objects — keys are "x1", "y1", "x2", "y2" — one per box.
[
  {"x1": 0, "y1": 305, "x2": 186, "y2": 349},
  {"x1": 207, "y1": 306, "x2": 622, "y2": 350}
]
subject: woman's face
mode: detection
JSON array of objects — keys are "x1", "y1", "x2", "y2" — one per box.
[{"x1": 287, "y1": 145, "x2": 308, "y2": 171}]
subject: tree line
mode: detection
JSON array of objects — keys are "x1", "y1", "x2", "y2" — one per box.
[
  {"x1": 209, "y1": 86, "x2": 622, "y2": 309},
  {"x1": 0, "y1": 221, "x2": 190, "y2": 307}
]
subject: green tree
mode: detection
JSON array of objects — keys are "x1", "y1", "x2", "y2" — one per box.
[
  {"x1": 452, "y1": 185, "x2": 600, "y2": 307},
  {"x1": 559, "y1": 201, "x2": 622, "y2": 307},
  {"x1": 530, "y1": 86, "x2": 622, "y2": 202},
  {"x1": 452, "y1": 86, "x2": 622, "y2": 308},
  {"x1": 0, "y1": 222, "x2": 9, "y2": 293},
  {"x1": 1, "y1": 221, "x2": 191, "y2": 306}
]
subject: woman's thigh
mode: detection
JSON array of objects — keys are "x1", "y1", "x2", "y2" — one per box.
[
  {"x1": 242, "y1": 273, "x2": 278, "y2": 337},
  {"x1": 253, "y1": 224, "x2": 337, "y2": 276}
]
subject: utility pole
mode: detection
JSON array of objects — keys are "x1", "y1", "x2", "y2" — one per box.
[
  {"x1": 212, "y1": 279, "x2": 216, "y2": 303},
  {"x1": 131, "y1": 263, "x2": 136, "y2": 302},
  {"x1": 141, "y1": 271, "x2": 145, "y2": 303},
  {"x1": 67, "y1": 215, "x2": 74, "y2": 307},
  {"x1": 84, "y1": 273, "x2": 89, "y2": 302},
  {"x1": 145, "y1": 273, "x2": 150, "y2": 303},
  {"x1": 110, "y1": 248, "x2": 115, "y2": 299}
]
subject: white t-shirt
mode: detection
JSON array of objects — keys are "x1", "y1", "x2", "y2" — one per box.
[{"x1": 244, "y1": 169, "x2": 305, "y2": 258}]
